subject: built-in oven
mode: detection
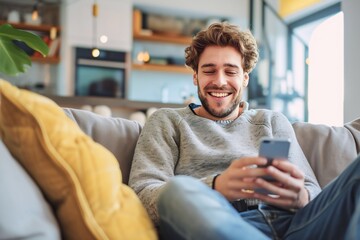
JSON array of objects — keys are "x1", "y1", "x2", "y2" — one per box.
[{"x1": 74, "y1": 47, "x2": 129, "y2": 98}]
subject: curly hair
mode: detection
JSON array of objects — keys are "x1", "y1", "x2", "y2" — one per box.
[{"x1": 185, "y1": 22, "x2": 259, "y2": 74}]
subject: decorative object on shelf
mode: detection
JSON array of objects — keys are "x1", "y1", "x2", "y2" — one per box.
[
  {"x1": 183, "y1": 94, "x2": 196, "y2": 105},
  {"x1": 129, "y1": 111, "x2": 147, "y2": 126},
  {"x1": 91, "y1": 0, "x2": 100, "y2": 58},
  {"x1": 49, "y1": 26, "x2": 57, "y2": 40},
  {"x1": 130, "y1": 107, "x2": 159, "y2": 126},
  {"x1": 21, "y1": 0, "x2": 42, "y2": 25},
  {"x1": 80, "y1": 105, "x2": 112, "y2": 117},
  {"x1": 0, "y1": 23, "x2": 48, "y2": 76},
  {"x1": 24, "y1": 12, "x2": 41, "y2": 25},
  {"x1": 136, "y1": 50, "x2": 150, "y2": 64},
  {"x1": 161, "y1": 84, "x2": 169, "y2": 103},
  {"x1": 31, "y1": 0, "x2": 39, "y2": 21},
  {"x1": 140, "y1": 10, "x2": 208, "y2": 37},
  {"x1": 146, "y1": 107, "x2": 158, "y2": 118},
  {"x1": 7, "y1": 10, "x2": 20, "y2": 23},
  {"x1": 93, "y1": 105, "x2": 112, "y2": 117},
  {"x1": 80, "y1": 105, "x2": 93, "y2": 112},
  {"x1": 47, "y1": 37, "x2": 60, "y2": 57}
]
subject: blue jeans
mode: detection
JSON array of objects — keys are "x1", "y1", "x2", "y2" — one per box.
[{"x1": 157, "y1": 155, "x2": 360, "y2": 240}]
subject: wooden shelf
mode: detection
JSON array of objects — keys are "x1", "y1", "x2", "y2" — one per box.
[
  {"x1": 132, "y1": 8, "x2": 194, "y2": 78},
  {"x1": 132, "y1": 8, "x2": 192, "y2": 45},
  {"x1": 31, "y1": 56, "x2": 60, "y2": 64},
  {"x1": 132, "y1": 63, "x2": 193, "y2": 74},
  {"x1": 133, "y1": 32, "x2": 192, "y2": 45},
  {"x1": 0, "y1": 21, "x2": 60, "y2": 32}
]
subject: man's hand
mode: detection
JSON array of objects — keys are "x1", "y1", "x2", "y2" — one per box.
[
  {"x1": 214, "y1": 158, "x2": 309, "y2": 209},
  {"x1": 214, "y1": 157, "x2": 268, "y2": 200},
  {"x1": 253, "y1": 159, "x2": 309, "y2": 209}
]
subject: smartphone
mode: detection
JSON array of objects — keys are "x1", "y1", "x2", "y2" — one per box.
[
  {"x1": 258, "y1": 138, "x2": 291, "y2": 168},
  {"x1": 256, "y1": 138, "x2": 291, "y2": 195}
]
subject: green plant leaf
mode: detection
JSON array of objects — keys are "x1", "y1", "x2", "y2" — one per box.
[
  {"x1": 0, "y1": 36, "x2": 31, "y2": 75},
  {"x1": 0, "y1": 24, "x2": 49, "y2": 76}
]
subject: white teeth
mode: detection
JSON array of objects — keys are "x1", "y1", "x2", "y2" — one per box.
[{"x1": 210, "y1": 92, "x2": 230, "y2": 98}]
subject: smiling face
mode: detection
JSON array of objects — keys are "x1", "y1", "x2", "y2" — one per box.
[{"x1": 194, "y1": 45, "x2": 249, "y2": 121}]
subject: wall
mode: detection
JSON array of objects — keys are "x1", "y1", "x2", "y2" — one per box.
[{"x1": 343, "y1": 0, "x2": 360, "y2": 123}]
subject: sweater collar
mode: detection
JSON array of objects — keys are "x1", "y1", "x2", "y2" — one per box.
[{"x1": 188, "y1": 101, "x2": 249, "y2": 125}]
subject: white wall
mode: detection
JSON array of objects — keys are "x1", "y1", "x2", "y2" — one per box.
[{"x1": 342, "y1": 0, "x2": 360, "y2": 123}]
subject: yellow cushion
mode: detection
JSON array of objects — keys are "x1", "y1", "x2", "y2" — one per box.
[{"x1": 0, "y1": 80, "x2": 157, "y2": 240}]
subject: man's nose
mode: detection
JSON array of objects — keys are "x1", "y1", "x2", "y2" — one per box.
[{"x1": 213, "y1": 72, "x2": 227, "y2": 86}]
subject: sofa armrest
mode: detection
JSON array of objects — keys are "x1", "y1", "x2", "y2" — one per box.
[{"x1": 293, "y1": 118, "x2": 360, "y2": 188}]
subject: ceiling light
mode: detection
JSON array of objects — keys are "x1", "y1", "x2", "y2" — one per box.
[
  {"x1": 92, "y1": 1, "x2": 100, "y2": 58},
  {"x1": 92, "y1": 48, "x2": 100, "y2": 58},
  {"x1": 32, "y1": 1, "x2": 39, "y2": 20},
  {"x1": 100, "y1": 35, "x2": 108, "y2": 43}
]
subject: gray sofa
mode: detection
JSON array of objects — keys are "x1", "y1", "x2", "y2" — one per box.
[{"x1": 1, "y1": 108, "x2": 360, "y2": 239}]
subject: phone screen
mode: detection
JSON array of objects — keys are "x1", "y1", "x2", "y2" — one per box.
[
  {"x1": 256, "y1": 138, "x2": 291, "y2": 194},
  {"x1": 259, "y1": 138, "x2": 291, "y2": 164}
]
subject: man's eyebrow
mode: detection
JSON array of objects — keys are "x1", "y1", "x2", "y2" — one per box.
[
  {"x1": 200, "y1": 63, "x2": 240, "y2": 69},
  {"x1": 200, "y1": 63, "x2": 216, "y2": 68},
  {"x1": 224, "y1": 63, "x2": 240, "y2": 69}
]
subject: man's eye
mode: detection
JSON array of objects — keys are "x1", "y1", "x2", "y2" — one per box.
[
  {"x1": 226, "y1": 71, "x2": 237, "y2": 75},
  {"x1": 203, "y1": 71, "x2": 215, "y2": 74}
]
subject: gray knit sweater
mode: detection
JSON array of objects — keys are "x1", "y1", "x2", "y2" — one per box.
[{"x1": 128, "y1": 104, "x2": 321, "y2": 224}]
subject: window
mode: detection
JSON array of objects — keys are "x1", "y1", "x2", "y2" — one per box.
[{"x1": 308, "y1": 12, "x2": 344, "y2": 126}]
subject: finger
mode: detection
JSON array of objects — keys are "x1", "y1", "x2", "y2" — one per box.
[
  {"x1": 231, "y1": 157, "x2": 268, "y2": 169},
  {"x1": 226, "y1": 186, "x2": 257, "y2": 200},
  {"x1": 227, "y1": 167, "x2": 268, "y2": 180},
  {"x1": 231, "y1": 191, "x2": 257, "y2": 201},
  {"x1": 254, "y1": 192, "x2": 295, "y2": 208},
  {"x1": 255, "y1": 177, "x2": 298, "y2": 200},
  {"x1": 272, "y1": 160, "x2": 305, "y2": 179},
  {"x1": 265, "y1": 166, "x2": 303, "y2": 192},
  {"x1": 223, "y1": 180, "x2": 264, "y2": 200},
  {"x1": 227, "y1": 180, "x2": 257, "y2": 191}
]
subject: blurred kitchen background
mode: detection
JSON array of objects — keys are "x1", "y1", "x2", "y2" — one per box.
[{"x1": 0, "y1": 0, "x2": 358, "y2": 125}]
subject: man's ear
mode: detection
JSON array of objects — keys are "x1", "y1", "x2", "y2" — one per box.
[
  {"x1": 193, "y1": 73, "x2": 198, "y2": 86},
  {"x1": 243, "y1": 72, "x2": 249, "y2": 87}
]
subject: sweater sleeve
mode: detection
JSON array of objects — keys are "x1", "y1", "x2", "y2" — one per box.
[
  {"x1": 270, "y1": 112, "x2": 321, "y2": 201},
  {"x1": 128, "y1": 109, "x2": 180, "y2": 224}
]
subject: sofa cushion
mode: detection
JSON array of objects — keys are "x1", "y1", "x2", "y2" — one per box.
[
  {"x1": 0, "y1": 79, "x2": 157, "y2": 240},
  {"x1": 63, "y1": 108, "x2": 142, "y2": 185},
  {"x1": 293, "y1": 118, "x2": 360, "y2": 188},
  {"x1": 0, "y1": 140, "x2": 61, "y2": 240}
]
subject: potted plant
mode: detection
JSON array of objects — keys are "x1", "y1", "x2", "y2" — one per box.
[{"x1": 0, "y1": 23, "x2": 49, "y2": 76}]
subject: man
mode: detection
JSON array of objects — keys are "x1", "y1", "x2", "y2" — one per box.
[{"x1": 129, "y1": 22, "x2": 360, "y2": 239}]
